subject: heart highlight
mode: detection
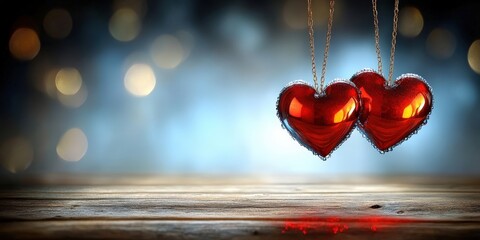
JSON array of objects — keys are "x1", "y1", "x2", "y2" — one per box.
[
  {"x1": 277, "y1": 81, "x2": 361, "y2": 159},
  {"x1": 351, "y1": 69, "x2": 433, "y2": 152}
]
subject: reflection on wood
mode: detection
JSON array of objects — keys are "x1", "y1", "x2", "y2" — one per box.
[{"x1": 0, "y1": 176, "x2": 479, "y2": 239}]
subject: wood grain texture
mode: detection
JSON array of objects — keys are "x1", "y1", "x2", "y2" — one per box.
[{"x1": 0, "y1": 175, "x2": 479, "y2": 239}]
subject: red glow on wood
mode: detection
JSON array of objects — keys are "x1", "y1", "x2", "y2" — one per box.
[{"x1": 281, "y1": 216, "x2": 415, "y2": 236}]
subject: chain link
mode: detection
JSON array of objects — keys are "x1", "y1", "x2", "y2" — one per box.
[
  {"x1": 307, "y1": 0, "x2": 335, "y2": 93},
  {"x1": 307, "y1": 0, "x2": 318, "y2": 91},
  {"x1": 372, "y1": 0, "x2": 400, "y2": 84},
  {"x1": 388, "y1": 0, "x2": 399, "y2": 84},
  {"x1": 372, "y1": 0, "x2": 383, "y2": 75}
]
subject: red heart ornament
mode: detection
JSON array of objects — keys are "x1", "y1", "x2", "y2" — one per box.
[
  {"x1": 277, "y1": 81, "x2": 361, "y2": 159},
  {"x1": 351, "y1": 69, "x2": 433, "y2": 152}
]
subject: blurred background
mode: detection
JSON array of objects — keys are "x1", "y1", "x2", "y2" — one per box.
[{"x1": 0, "y1": 0, "x2": 479, "y2": 177}]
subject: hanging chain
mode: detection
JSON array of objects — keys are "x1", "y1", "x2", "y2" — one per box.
[
  {"x1": 307, "y1": 0, "x2": 335, "y2": 93},
  {"x1": 388, "y1": 0, "x2": 399, "y2": 84},
  {"x1": 372, "y1": 0, "x2": 383, "y2": 75},
  {"x1": 307, "y1": 0, "x2": 318, "y2": 91},
  {"x1": 321, "y1": 0, "x2": 335, "y2": 91},
  {"x1": 372, "y1": 0, "x2": 399, "y2": 84}
]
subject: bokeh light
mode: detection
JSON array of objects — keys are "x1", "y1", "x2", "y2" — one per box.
[
  {"x1": 151, "y1": 35, "x2": 184, "y2": 69},
  {"x1": 283, "y1": 0, "x2": 328, "y2": 29},
  {"x1": 56, "y1": 128, "x2": 88, "y2": 162},
  {"x1": 109, "y1": 8, "x2": 141, "y2": 42},
  {"x1": 468, "y1": 39, "x2": 480, "y2": 74},
  {"x1": 113, "y1": 0, "x2": 146, "y2": 17},
  {"x1": 176, "y1": 30, "x2": 194, "y2": 62},
  {"x1": 43, "y1": 8, "x2": 73, "y2": 39},
  {"x1": 9, "y1": 28, "x2": 41, "y2": 60},
  {"x1": 217, "y1": 10, "x2": 266, "y2": 53},
  {"x1": 57, "y1": 84, "x2": 88, "y2": 108},
  {"x1": 124, "y1": 63, "x2": 156, "y2": 97},
  {"x1": 399, "y1": 6, "x2": 423, "y2": 38},
  {"x1": 426, "y1": 28, "x2": 456, "y2": 59},
  {"x1": 28, "y1": 58, "x2": 58, "y2": 99},
  {"x1": 55, "y1": 68, "x2": 83, "y2": 95},
  {"x1": 43, "y1": 68, "x2": 59, "y2": 98},
  {"x1": 0, "y1": 137, "x2": 33, "y2": 173}
]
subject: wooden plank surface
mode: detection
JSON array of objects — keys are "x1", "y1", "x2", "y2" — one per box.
[{"x1": 1, "y1": 175, "x2": 479, "y2": 239}]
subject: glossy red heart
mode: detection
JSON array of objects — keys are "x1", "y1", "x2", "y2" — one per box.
[
  {"x1": 277, "y1": 81, "x2": 361, "y2": 158},
  {"x1": 351, "y1": 69, "x2": 433, "y2": 152}
]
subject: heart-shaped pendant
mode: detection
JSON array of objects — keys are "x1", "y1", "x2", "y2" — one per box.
[
  {"x1": 277, "y1": 80, "x2": 361, "y2": 159},
  {"x1": 351, "y1": 69, "x2": 433, "y2": 152}
]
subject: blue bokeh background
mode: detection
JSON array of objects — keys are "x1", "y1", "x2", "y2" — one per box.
[{"x1": 1, "y1": 0, "x2": 479, "y2": 176}]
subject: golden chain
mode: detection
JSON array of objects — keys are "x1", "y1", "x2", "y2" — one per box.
[
  {"x1": 388, "y1": 0, "x2": 399, "y2": 83},
  {"x1": 307, "y1": 0, "x2": 335, "y2": 93},
  {"x1": 372, "y1": 0, "x2": 400, "y2": 84},
  {"x1": 372, "y1": 0, "x2": 383, "y2": 75},
  {"x1": 307, "y1": 0, "x2": 318, "y2": 91}
]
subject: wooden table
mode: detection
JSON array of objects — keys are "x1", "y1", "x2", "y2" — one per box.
[{"x1": 1, "y1": 175, "x2": 479, "y2": 239}]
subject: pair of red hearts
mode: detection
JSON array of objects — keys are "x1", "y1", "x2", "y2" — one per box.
[{"x1": 277, "y1": 69, "x2": 433, "y2": 159}]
